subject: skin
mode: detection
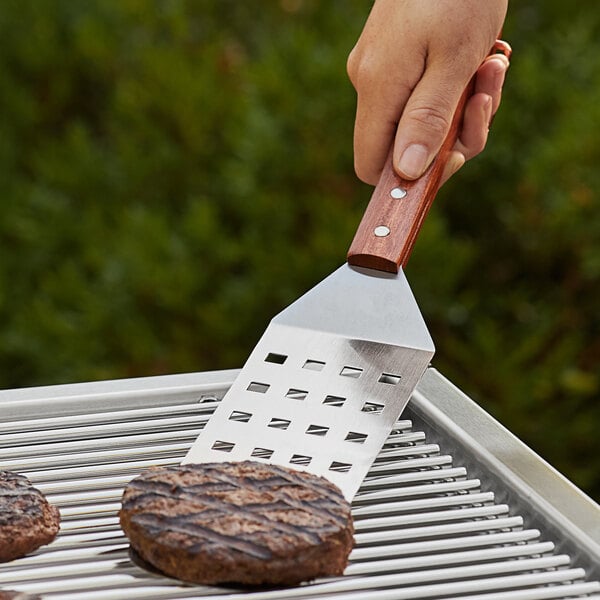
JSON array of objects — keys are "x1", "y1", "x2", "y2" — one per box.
[{"x1": 347, "y1": 0, "x2": 509, "y2": 185}]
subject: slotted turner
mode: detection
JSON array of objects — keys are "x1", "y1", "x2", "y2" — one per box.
[
  {"x1": 184, "y1": 134, "x2": 461, "y2": 501},
  {"x1": 183, "y1": 43, "x2": 510, "y2": 499},
  {"x1": 183, "y1": 149, "x2": 449, "y2": 500}
]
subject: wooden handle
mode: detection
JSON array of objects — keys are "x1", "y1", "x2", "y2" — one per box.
[{"x1": 347, "y1": 40, "x2": 511, "y2": 274}]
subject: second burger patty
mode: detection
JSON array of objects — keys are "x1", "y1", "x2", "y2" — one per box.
[{"x1": 0, "y1": 470, "x2": 60, "y2": 563}]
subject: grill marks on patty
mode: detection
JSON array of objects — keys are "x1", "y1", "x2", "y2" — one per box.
[
  {"x1": 123, "y1": 465, "x2": 344, "y2": 556},
  {"x1": 119, "y1": 461, "x2": 354, "y2": 586},
  {"x1": 132, "y1": 512, "x2": 274, "y2": 560}
]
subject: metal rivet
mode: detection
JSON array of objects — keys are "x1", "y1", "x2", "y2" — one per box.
[
  {"x1": 391, "y1": 187, "x2": 407, "y2": 199},
  {"x1": 374, "y1": 225, "x2": 390, "y2": 237}
]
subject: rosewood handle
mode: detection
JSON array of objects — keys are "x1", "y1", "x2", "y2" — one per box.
[{"x1": 347, "y1": 40, "x2": 511, "y2": 274}]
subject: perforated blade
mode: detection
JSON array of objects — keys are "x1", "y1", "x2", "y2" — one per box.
[{"x1": 183, "y1": 264, "x2": 434, "y2": 500}]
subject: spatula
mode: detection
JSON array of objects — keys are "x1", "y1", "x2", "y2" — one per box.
[{"x1": 184, "y1": 41, "x2": 510, "y2": 500}]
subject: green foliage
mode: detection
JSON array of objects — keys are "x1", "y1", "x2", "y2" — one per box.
[{"x1": 0, "y1": 0, "x2": 598, "y2": 499}]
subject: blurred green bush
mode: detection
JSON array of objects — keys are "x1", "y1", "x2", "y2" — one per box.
[{"x1": 0, "y1": 0, "x2": 598, "y2": 499}]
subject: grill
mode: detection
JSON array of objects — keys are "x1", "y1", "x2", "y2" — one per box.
[{"x1": 1, "y1": 367, "x2": 599, "y2": 599}]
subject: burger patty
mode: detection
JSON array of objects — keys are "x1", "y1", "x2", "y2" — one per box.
[
  {"x1": 119, "y1": 461, "x2": 354, "y2": 586},
  {"x1": 0, "y1": 471, "x2": 61, "y2": 562},
  {"x1": 0, "y1": 592, "x2": 42, "y2": 600}
]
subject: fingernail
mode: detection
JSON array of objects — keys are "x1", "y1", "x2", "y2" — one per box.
[
  {"x1": 492, "y1": 59, "x2": 508, "y2": 91},
  {"x1": 483, "y1": 94, "x2": 493, "y2": 128},
  {"x1": 398, "y1": 144, "x2": 430, "y2": 179},
  {"x1": 484, "y1": 94, "x2": 493, "y2": 122},
  {"x1": 494, "y1": 69, "x2": 506, "y2": 93}
]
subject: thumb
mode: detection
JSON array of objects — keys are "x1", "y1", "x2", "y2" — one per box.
[{"x1": 393, "y1": 69, "x2": 467, "y2": 180}]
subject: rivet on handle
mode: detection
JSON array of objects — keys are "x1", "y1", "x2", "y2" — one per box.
[
  {"x1": 374, "y1": 226, "x2": 390, "y2": 237},
  {"x1": 390, "y1": 187, "x2": 407, "y2": 199}
]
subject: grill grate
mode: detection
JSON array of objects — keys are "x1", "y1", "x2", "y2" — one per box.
[{"x1": 0, "y1": 369, "x2": 599, "y2": 599}]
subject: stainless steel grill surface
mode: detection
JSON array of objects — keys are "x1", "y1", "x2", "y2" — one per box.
[{"x1": 1, "y1": 368, "x2": 599, "y2": 599}]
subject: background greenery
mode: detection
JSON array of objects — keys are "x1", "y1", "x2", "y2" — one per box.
[{"x1": 0, "y1": 1, "x2": 598, "y2": 500}]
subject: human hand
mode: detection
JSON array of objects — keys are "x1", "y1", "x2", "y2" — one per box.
[{"x1": 347, "y1": 0, "x2": 509, "y2": 185}]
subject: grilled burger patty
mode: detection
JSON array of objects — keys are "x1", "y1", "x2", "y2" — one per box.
[
  {"x1": 119, "y1": 461, "x2": 354, "y2": 586},
  {"x1": 0, "y1": 471, "x2": 60, "y2": 562}
]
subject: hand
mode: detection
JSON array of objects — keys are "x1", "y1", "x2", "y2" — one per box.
[{"x1": 347, "y1": 0, "x2": 509, "y2": 185}]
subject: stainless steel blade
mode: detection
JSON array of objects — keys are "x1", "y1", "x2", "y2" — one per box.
[{"x1": 183, "y1": 264, "x2": 434, "y2": 500}]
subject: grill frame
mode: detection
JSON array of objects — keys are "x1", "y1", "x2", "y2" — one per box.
[
  {"x1": 1, "y1": 367, "x2": 599, "y2": 599},
  {"x1": 410, "y1": 371, "x2": 600, "y2": 579}
]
